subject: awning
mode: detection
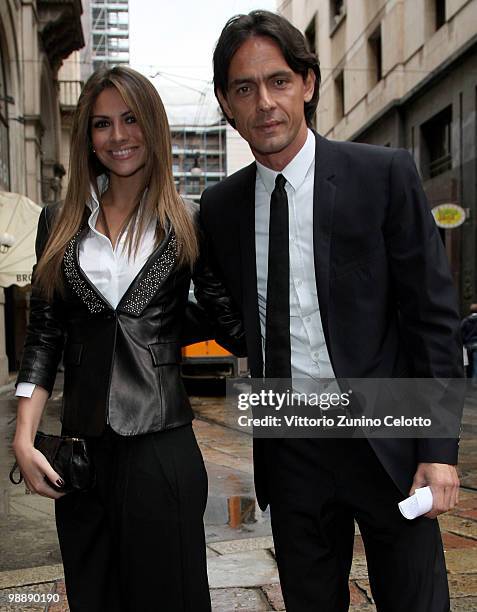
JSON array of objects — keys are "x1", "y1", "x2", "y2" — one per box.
[{"x1": 0, "y1": 191, "x2": 42, "y2": 287}]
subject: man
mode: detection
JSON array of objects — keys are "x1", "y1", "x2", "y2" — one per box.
[{"x1": 197, "y1": 10, "x2": 462, "y2": 611}]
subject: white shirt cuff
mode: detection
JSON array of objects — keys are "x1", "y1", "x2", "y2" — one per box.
[{"x1": 16, "y1": 382, "x2": 36, "y2": 398}]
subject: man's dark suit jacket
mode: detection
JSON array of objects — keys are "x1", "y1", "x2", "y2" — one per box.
[{"x1": 199, "y1": 131, "x2": 463, "y2": 510}]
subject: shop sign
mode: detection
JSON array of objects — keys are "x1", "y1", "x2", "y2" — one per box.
[{"x1": 431, "y1": 204, "x2": 466, "y2": 229}]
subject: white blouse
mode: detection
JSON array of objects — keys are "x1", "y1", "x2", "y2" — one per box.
[{"x1": 16, "y1": 178, "x2": 156, "y2": 398}]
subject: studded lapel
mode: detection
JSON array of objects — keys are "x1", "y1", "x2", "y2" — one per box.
[
  {"x1": 63, "y1": 226, "x2": 109, "y2": 314},
  {"x1": 63, "y1": 223, "x2": 177, "y2": 316},
  {"x1": 118, "y1": 227, "x2": 177, "y2": 316}
]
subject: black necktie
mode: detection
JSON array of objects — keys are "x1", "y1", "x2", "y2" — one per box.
[{"x1": 265, "y1": 174, "x2": 291, "y2": 379}]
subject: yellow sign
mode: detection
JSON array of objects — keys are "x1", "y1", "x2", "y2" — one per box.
[{"x1": 431, "y1": 204, "x2": 466, "y2": 229}]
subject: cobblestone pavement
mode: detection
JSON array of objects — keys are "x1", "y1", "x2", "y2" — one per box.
[{"x1": 0, "y1": 377, "x2": 476, "y2": 611}]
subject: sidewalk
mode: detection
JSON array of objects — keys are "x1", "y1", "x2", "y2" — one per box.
[{"x1": 0, "y1": 381, "x2": 476, "y2": 611}]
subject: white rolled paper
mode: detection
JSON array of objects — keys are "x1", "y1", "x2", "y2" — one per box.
[{"x1": 398, "y1": 486, "x2": 433, "y2": 520}]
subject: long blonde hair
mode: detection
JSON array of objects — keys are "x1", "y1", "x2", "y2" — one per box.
[{"x1": 35, "y1": 66, "x2": 198, "y2": 300}]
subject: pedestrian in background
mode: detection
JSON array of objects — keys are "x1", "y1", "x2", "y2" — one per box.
[
  {"x1": 11, "y1": 65, "x2": 242, "y2": 612},
  {"x1": 461, "y1": 304, "x2": 477, "y2": 383}
]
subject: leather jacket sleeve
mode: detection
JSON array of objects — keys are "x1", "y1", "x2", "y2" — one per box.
[
  {"x1": 189, "y1": 203, "x2": 246, "y2": 357},
  {"x1": 16, "y1": 206, "x2": 65, "y2": 395},
  {"x1": 181, "y1": 301, "x2": 213, "y2": 347}
]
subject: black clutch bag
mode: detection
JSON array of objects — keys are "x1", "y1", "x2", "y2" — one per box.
[{"x1": 9, "y1": 431, "x2": 94, "y2": 494}]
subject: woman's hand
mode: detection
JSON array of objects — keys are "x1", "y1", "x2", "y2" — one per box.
[
  {"x1": 12, "y1": 387, "x2": 65, "y2": 499},
  {"x1": 13, "y1": 441, "x2": 66, "y2": 499}
]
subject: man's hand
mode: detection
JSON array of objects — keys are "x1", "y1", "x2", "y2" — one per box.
[{"x1": 410, "y1": 463, "x2": 459, "y2": 518}]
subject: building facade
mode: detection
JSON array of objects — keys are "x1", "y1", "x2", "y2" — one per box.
[
  {"x1": 0, "y1": 0, "x2": 84, "y2": 380},
  {"x1": 226, "y1": 123, "x2": 255, "y2": 176},
  {"x1": 58, "y1": 51, "x2": 84, "y2": 200},
  {"x1": 83, "y1": 0, "x2": 129, "y2": 73},
  {"x1": 171, "y1": 122, "x2": 227, "y2": 202},
  {"x1": 279, "y1": 0, "x2": 477, "y2": 311}
]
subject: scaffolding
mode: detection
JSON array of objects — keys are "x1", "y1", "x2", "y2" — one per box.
[
  {"x1": 91, "y1": 0, "x2": 129, "y2": 70},
  {"x1": 170, "y1": 122, "x2": 227, "y2": 202}
]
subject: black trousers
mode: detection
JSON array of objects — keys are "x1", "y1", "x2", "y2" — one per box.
[
  {"x1": 266, "y1": 438, "x2": 449, "y2": 612},
  {"x1": 55, "y1": 424, "x2": 211, "y2": 612}
]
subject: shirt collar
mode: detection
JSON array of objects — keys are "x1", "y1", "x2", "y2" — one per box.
[
  {"x1": 85, "y1": 175, "x2": 155, "y2": 242},
  {"x1": 87, "y1": 174, "x2": 109, "y2": 215},
  {"x1": 256, "y1": 128, "x2": 315, "y2": 195}
]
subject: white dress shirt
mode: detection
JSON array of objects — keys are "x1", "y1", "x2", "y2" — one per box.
[
  {"x1": 79, "y1": 180, "x2": 156, "y2": 310},
  {"x1": 16, "y1": 177, "x2": 156, "y2": 398},
  {"x1": 255, "y1": 128, "x2": 335, "y2": 381}
]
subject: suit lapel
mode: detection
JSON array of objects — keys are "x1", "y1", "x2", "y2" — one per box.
[
  {"x1": 238, "y1": 162, "x2": 264, "y2": 376},
  {"x1": 312, "y1": 131, "x2": 337, "y2": 372}
]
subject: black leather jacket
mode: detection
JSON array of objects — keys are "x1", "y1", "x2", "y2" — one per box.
[{"x1": 16, "y1": 203, "x2": 244, "y2": 437}]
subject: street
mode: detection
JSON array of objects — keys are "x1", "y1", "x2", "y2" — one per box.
[{"x1": 0, "y1": 376, "x2": 476, "y2": 611}]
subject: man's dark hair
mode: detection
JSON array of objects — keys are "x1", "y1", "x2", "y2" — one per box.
[{"x1": 213, "y1": 10, "x2": 321, "y2": 127}]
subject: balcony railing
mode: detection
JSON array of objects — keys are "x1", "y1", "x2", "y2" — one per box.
[{"x1": 59, "y1": 80, "x2": 83, "y2": 109}]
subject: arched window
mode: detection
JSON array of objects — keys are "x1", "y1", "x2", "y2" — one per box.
[{"x1": 0, "y1": 40, "x2": 10, "y2": 191}]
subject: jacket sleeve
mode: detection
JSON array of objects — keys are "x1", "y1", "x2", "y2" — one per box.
[
  {"x1": 15, "y1": 206, "x2": 65, "y2": 395},
  {"x1": 385, "y1": 149, "x2": 464, "y2": 464},
  {"x1": 189, "y1": 202, "x2": 246, "y2": 357},
  {"x1": 181, "y1": 301, "x2": 213, "y2": 347}
]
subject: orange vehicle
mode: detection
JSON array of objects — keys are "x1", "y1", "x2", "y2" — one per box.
[{"x1": 181, "y1": 286, "x2": 247, "y2": 379}]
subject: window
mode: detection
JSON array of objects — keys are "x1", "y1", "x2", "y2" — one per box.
[
  {"x1": 92, "y1": 8, "x2": 106, "y2": 29},
  {"x1": 334, "y1": 71, "x2": 344, "y2": 121},
  {"x1": 185, "y1": 178, "x2": 201, "y2": 195},
  {"x1": 108, "y1": 10, "x2": 129, "y2": 25},
  {"x1": 331, "y1": 0, "x2": 344, "y2": 20},
  {"x1": 93, "y1": 34, "x2": 106, "y2": 52},
  {"x1": 184, "y1": 156, "x2": 196, "y2": 172},
  {"x1": 108, "y1": 10, "x2": 129, "y2": 31},
  {"x1": 435, "y1": 0, "x2": 446, "y2": 30},
  {"x1": 425, "y1": 0, "x2": 446, "y2": 36},
  {"x1": 93, "y1": 60, "x2": 110, "y2": 71},
  {"x1": 305, "y1": 15, "x2": 317, "y2": 55},
  {"x1": 330, "y1": 0, "x2": 345, "y2": 34},
  {"x1": 368, "y1": 26, "x2": 382, "y2": 85},
  {"x1": 421, "y1": 106, "x2": 452, "y2": 178}
]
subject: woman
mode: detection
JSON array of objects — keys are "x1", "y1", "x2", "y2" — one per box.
[{"x1": 12, "y1": 66, "x2": 242, "y2": 612}]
